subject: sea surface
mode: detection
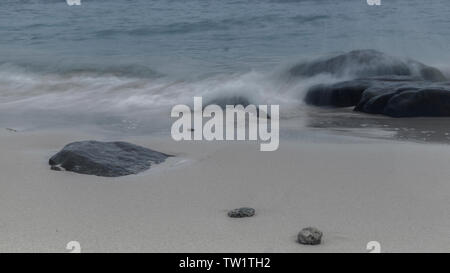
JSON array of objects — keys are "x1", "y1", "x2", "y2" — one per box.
[{"x1": 1, "y1": 0, "x2": 450, "y2": 139}]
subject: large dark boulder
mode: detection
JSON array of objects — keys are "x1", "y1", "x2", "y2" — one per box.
[
  {"x1": 304, "y1": 80, "x2": 371, "y2": 107},
  {"x1": 304, "y1": 75, "x2": 450, "y2": 117},
  {"x1": 290, "y1": 49, "x2": 446, "y2": 81},
  {"x1": 49, "y1": 141, "x2": 171, "y2": 177},
  {"x1": 382, "y1": 88, "x2": 450, "y2": 117},
  {"x1": 299, "y1": 50, "x2": 450, "y2": 117},
  {"x1": 305, "y1": 76, "x2": 415, "y2": 108}
]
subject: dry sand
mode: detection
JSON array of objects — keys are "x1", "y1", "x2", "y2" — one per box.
[{"x1": 1, "y1": 127, "x2": 450, "y2": 252}]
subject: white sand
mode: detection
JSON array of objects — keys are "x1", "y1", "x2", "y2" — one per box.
[{"x1": 1, "y1": 128, "x2": 450, "y2": 252}]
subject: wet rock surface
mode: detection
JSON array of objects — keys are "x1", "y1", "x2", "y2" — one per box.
[
  {"x1": 291, "y1": 49, "x2": 446, "y2": 81},
  {"x1": 306, "y1": 77, "x2": 450, "y2": 117},
  {"x1": 49, "y1": 141, "x2": 171, "y2": 177},
  {"x1": 301, "y1": 50, "x2": 450, "y2": 117}
]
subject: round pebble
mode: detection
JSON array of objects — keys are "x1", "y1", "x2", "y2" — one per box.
[{"x1": 297, "y1": 227, "x2": 323, "y2": 245}]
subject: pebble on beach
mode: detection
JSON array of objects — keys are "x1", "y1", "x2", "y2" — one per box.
[
  {"x1": 297, "y1": 227, "x2": 323, "y2": 245},
  {"x1": 227, "y1": 207, "x2": 255, "y2": 218}
]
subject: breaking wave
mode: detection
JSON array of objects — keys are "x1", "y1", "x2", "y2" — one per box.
[{"x1": 0, "y1": 50, "x2": 447, "y2": 132}]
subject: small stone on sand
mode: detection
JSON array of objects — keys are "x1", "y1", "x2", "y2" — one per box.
[
  {"x1": 227, "y1": 207, "x2": 255, "y2": 218},
  {"x1": 297, "y1": 227, "x2": 323, "y2": 245}
]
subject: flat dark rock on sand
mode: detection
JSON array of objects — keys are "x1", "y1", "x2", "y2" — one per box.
[
  {"x1": 228, "y1": 207, "x2": 255, "y2": 218},
  {"x1": 49, "y1": 141, "x2": 171, "y2": 177},
  {"x1": 302, "y1": 50, "x2": 450, "y2": 117}
]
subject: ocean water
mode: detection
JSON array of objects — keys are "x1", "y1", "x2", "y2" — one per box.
[{"x1": 1, "y1": 0, "x2": 450, "y2": 133}]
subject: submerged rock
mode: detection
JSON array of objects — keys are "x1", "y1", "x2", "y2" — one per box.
[
  {"x1": 205, "y1": 95, "x2": 252, "y2": 109},
  {"x1": 227, "y1": 207, "x2": 255, "y2": 218},
  {"x1": 49, "y1": 141, "x2": 171, "y2": 177},
  {"x1": 290, "y1": 49, "x2": 446, "y2": 81},
  {"x1": 297, "y1": 227, "x2": 323, "y2": 245},
  {"x1": 204, "y1": 95, "x2": 271, "y2": 119}
]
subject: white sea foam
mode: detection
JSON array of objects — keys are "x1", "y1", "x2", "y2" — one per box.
[{"x1": 0, "y1": 50, "x2": 446, "y2": 132}]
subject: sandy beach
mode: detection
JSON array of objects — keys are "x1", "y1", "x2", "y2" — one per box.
[
  {"x1": 1, "y1": 126, "x2": 450, "y2": 253},
  {"x1": 2, "y1": 0, "x2": 450, "y2": 257}
]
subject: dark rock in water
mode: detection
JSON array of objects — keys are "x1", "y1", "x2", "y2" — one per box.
[
  {"x1": 227, "y1": 207, "x2": 255, "y2": 218},
  {"x1": 49, "y1": 141, "x2": 171, "y2": 177},
  {"x1": 297, "y1": 227, "x2": 323, "y2": 245},
  {"x1": 305, "y1": 75, "x2": 450, "y2": 117},
  {"x1": 205, "y1": 95, "x2": 270, "y2": 119},
  {"x1": 290, "y1": 49, "x2": 446, "y2": 82},
  {"x1": 305, "y1": 76, "x2": 415, "y2": 108},
  {"x1": 305, "y1": 80, "x2": 371, "y2": 107},
  {"x1": 205, "y1": 95, "x2": 252, "y2": 109},
  {"x1": 382, "y1": 88, "x2": 450, "y2": 117},
  {"x1": 301, "y1": 50, "x2": 450, "y2": 117}
]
